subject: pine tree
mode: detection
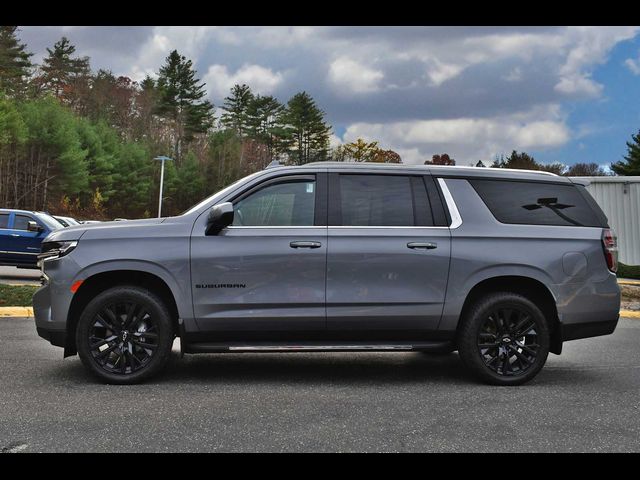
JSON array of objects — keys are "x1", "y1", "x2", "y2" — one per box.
[
  {"x1": 281, "y1": 91, "x2": 331, "y2": 165},
  {"x1": 245, "y1": 94, "x2": 286, "y2": 161},
  {"x1": 39, "y1": 37, "x2": 91, "y2": 108},
  {"x1": 220, "y1": 84, "x2": 254, "y2": 136},
  {"x1": 611, "y1": 130, "x2": 640, "y2": 176},
  {"x1": 0, "y1": 26, "x2": 32, "y2": 98},
  {"x1": 156, "y1": 50, "x2": 214, "y2": 161}
]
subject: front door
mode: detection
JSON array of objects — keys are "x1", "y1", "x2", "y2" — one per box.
[
  {"x1": 190, "y1": 173, "x2": 328, "y2": 336},
  {"x1": 326, "y1": 173, "x2": 451, "y2": 337},
  {"x1": 4, "y1": 213, "x2": 44, "y2": 266}
]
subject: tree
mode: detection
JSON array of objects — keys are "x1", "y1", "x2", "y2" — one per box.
[
  {"x1": 475, "y1": 160, "x2": 486, "y2": 167},
  {"x1": 0, "y1": 26, "x2": 32, "y2": 97},
  {"x1": 38, "y1": 37, "x2": 91, "y2": 109},
  {"x1": 564, "y1": 162, "x2": 608, "y2": 176},
  {"x1": 497, "y1": 150, "x2": 538, "y2": 170},
  {"x1": 281, "y1": 91, "x2": 331, "y2": 165},
  {"x1": 538, "y1": 162, "x2": 565, "y2": 175},
  {"x1": 220, "y1": 84, "x2": 254, "y2": 136},
  {"x1": 611, "y1": 129, "x2": 640, "y2": 176},
  {"x1": 108, "y1": 141, "x2": 153, "y2": 217},
  {"x1": 425, "y1": 153, "x2": 455, "y2": 165},
  {"x1": 372, "y1": 149, "x2": 402, "y2": 163},
  {"x1": 156, "y1": 50, "x2": 215, "y2": 161},
  {"x1": 18, "y1": 97, "x2": 89, "y2": 209},
  {"x1": 335, "y1": 138, "x2": 380, "y2": 162},
  {"x1": 245, "y1": 94, "x2": 287, "y2": 161}
]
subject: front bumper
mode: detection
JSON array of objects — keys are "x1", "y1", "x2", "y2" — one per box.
[
  {"x1": 33, "y1": 280, "x2": 68, "y2": 348},
  {"x1": 35, "y1": 326, "x2": 67, "y2": 348}
]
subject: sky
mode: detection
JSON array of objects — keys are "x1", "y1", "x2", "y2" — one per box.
[{"x1": 16, "y1": 26, "x2": 640, "y2": 167}]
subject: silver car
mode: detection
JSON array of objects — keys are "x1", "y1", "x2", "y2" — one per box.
[{"x1": 33, "y1": 162, "x2": 621, "y2": 385}]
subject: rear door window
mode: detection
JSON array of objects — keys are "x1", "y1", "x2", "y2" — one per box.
[
  {"x1": 0, "y1": 214, "x2": 9, "y2": 229},
  {"x1": 333, "y1": 174, "x2": 433, "y2": 226},
  {"x1": 469, "y1": 179, "x2": 605, "y2": 227}
]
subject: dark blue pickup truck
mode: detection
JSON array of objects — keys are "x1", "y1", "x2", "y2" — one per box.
[{"x1": 0, "y1": 209, "x2": 63, "y2": 268}]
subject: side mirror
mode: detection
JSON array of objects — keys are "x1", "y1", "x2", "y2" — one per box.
[
  {"x1": 206, "y1": 202, "x2": 234, "y2": 235},
  {"x1": 27, "y1": 221, "x2": 44, "y2": 233}
]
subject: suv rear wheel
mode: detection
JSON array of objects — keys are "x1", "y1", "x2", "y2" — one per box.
[
  {"x1": 76, "y1": 286, "x2": 174, "y2": 384},
  {"x1": 457, "y1": 292, "x2": 550, "y2": 386}
]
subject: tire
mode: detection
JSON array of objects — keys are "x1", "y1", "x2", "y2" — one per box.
[
  {"x1": 76, "y1": 285, "x2": 174, "y2": 384},
  {"x1": 457, "y1": 292, "x2": 550, "y2": 386}
]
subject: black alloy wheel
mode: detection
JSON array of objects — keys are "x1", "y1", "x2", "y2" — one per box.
[
  {"x1": 76, "y1": 286, "x2": 174, "y2": 384},
  {"x1": 457, "y1": 292, "x2": 550, "y2": 386}
]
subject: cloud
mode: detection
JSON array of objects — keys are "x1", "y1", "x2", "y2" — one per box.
[
  {"x1": 625, "y1": 56, "x2": 640, "y2": 75},
  {"x1": 15, "y1": 26, "x2": 640, "y2": 165},
  {"x1": 203, "y1": 64, "x2": 285, "y2": 101},
  {"x1": 328, "y1": 56, "x2": 384, "y2": 94},
  {"x1": 341, "y1": 106, "x2": 570, "y2": 165}
]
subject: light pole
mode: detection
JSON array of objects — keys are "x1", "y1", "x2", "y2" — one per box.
[{"x1": 154, "y1": 156, "x2": 173, "y2": 218}]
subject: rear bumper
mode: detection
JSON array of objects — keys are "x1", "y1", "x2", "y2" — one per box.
[{"x1": 560, "y1": 316, "x2": 619, "y2": 342}]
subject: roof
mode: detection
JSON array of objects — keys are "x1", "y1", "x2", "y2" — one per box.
[
  {"x1": 268, "y1": 161, "x2": 565, "y2": 182},
  {"x1": 569, "y1": 176, "x2": 640, "y2": 183},
  {"x1": 0, "y1": 208, "x2": 40, "y2": 215}
]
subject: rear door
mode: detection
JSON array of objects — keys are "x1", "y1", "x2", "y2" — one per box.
[{"x1": 326, "y1": 172, "x2": 451, "y2": 336}]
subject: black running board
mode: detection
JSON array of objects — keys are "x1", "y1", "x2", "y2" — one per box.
[{"x1": 182, "y1": 340, "x2": 454, "y2": 354}]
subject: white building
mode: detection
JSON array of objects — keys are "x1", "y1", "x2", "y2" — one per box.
[{"x1": 571, "y1": 176, "x2": 640, "y2": 266}]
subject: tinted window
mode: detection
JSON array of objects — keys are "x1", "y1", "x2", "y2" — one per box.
[
  {"x1": 13, "y1": 215, "x2": 35, "y2": 231},
  {"x1": 470, "y1": 179, "x2": 605, "y2": 227},
  {"x1": 36, "y1": 213, "x2": 62, "y2": 230},
  {"x1": 338, "y1": 175, "x2": 418, "y2": 226},
  {"x1": 0, "y1": 214, "x2": 8, "y2": 229},
  {"x1": 233, "y1": 178, "x2": 316, "y2": 226}
]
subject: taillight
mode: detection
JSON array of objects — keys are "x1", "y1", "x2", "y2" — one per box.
[{"x1": 602, "y1": 228, "x2": 618, "y2": 273}]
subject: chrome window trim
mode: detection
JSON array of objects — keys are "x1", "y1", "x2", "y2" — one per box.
[
  {"x1": 0, "y1": 250, "x2": 39, "y2": 255},
  {"x1": 437, "y1": 178, "x2": 462, "y2": 229},
  {"x1": 226, "y1": 225, "x2": 450, "y2": 230},
  {"x1": 224, "y1": 177, "x2": 462, "y2": 230},
  {"x1": 226, "y1": 226, "x2": 322, "y2": 229}
]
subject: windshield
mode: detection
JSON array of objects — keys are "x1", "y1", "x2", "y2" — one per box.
[
  {"x1": 181, "y1": 171, "x2": 265, "y2": 216},
  {"x1": 37, "y1": 212, "x2": 65, "y2": 230}
]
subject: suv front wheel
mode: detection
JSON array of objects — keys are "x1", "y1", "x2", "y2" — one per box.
[
  {"x1": 76, "y1": 286, "x2": 174, "y2": 384},
  {"x1": 457, "y1": 292, "x2": 550, "y2": 386}
]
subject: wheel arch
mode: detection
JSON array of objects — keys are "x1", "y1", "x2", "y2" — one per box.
[
  {"x1": 457, "y1": 275, "x2": 562, "y2": 354},
  {"x1": 64, "y1": 269, "x2": 181, "y2": 357}
]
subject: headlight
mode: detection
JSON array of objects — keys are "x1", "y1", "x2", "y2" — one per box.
[{"x1": 38, "y1": 241, "x2": 78, "y2": 261}]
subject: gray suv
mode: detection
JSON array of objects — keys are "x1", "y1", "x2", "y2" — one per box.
[{"x1": 33, "y1": 162, "x2": 621, "y2": 385}]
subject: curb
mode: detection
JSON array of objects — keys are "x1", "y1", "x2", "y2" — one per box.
[
  {"x1": 618, "y1": 280, "x2": 640, "y2": 286},
  {"x1": 1, "y1": 306, "x2": 640, "y2": 319},
  {"x1": 0, "y1": 306, "x2": 34, "y2": 317}
]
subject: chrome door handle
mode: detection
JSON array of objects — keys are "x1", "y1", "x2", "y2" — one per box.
[
  {"x1": 290, "y1": 241, "x2": 322, "y2": 249},
  {"x1": 407, "y1": 242, "x2": 437, "y2": 250},
  {"x1": 10, "y1": 234, "x2": 20, "y2": 237}
]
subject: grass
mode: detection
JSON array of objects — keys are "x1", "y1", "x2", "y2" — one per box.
[
  {"x1": 0, "y1": 284, "x2": 38, "y2": 307},
  {"x1": 617, "y1": 262, "x2": 640, "y2": 280}
]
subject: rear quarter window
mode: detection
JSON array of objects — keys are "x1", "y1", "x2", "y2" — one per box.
[{"x1": 469, "y1": 179, "x2": 606, "y2": 227}]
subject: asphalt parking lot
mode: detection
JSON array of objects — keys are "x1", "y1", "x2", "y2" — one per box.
[
  {"x1": 0, "y1": 266, "x2": 41, "y2": 286},
  {"x1": 0, "y1": 316, "x2": 639, "y2": 452}
]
